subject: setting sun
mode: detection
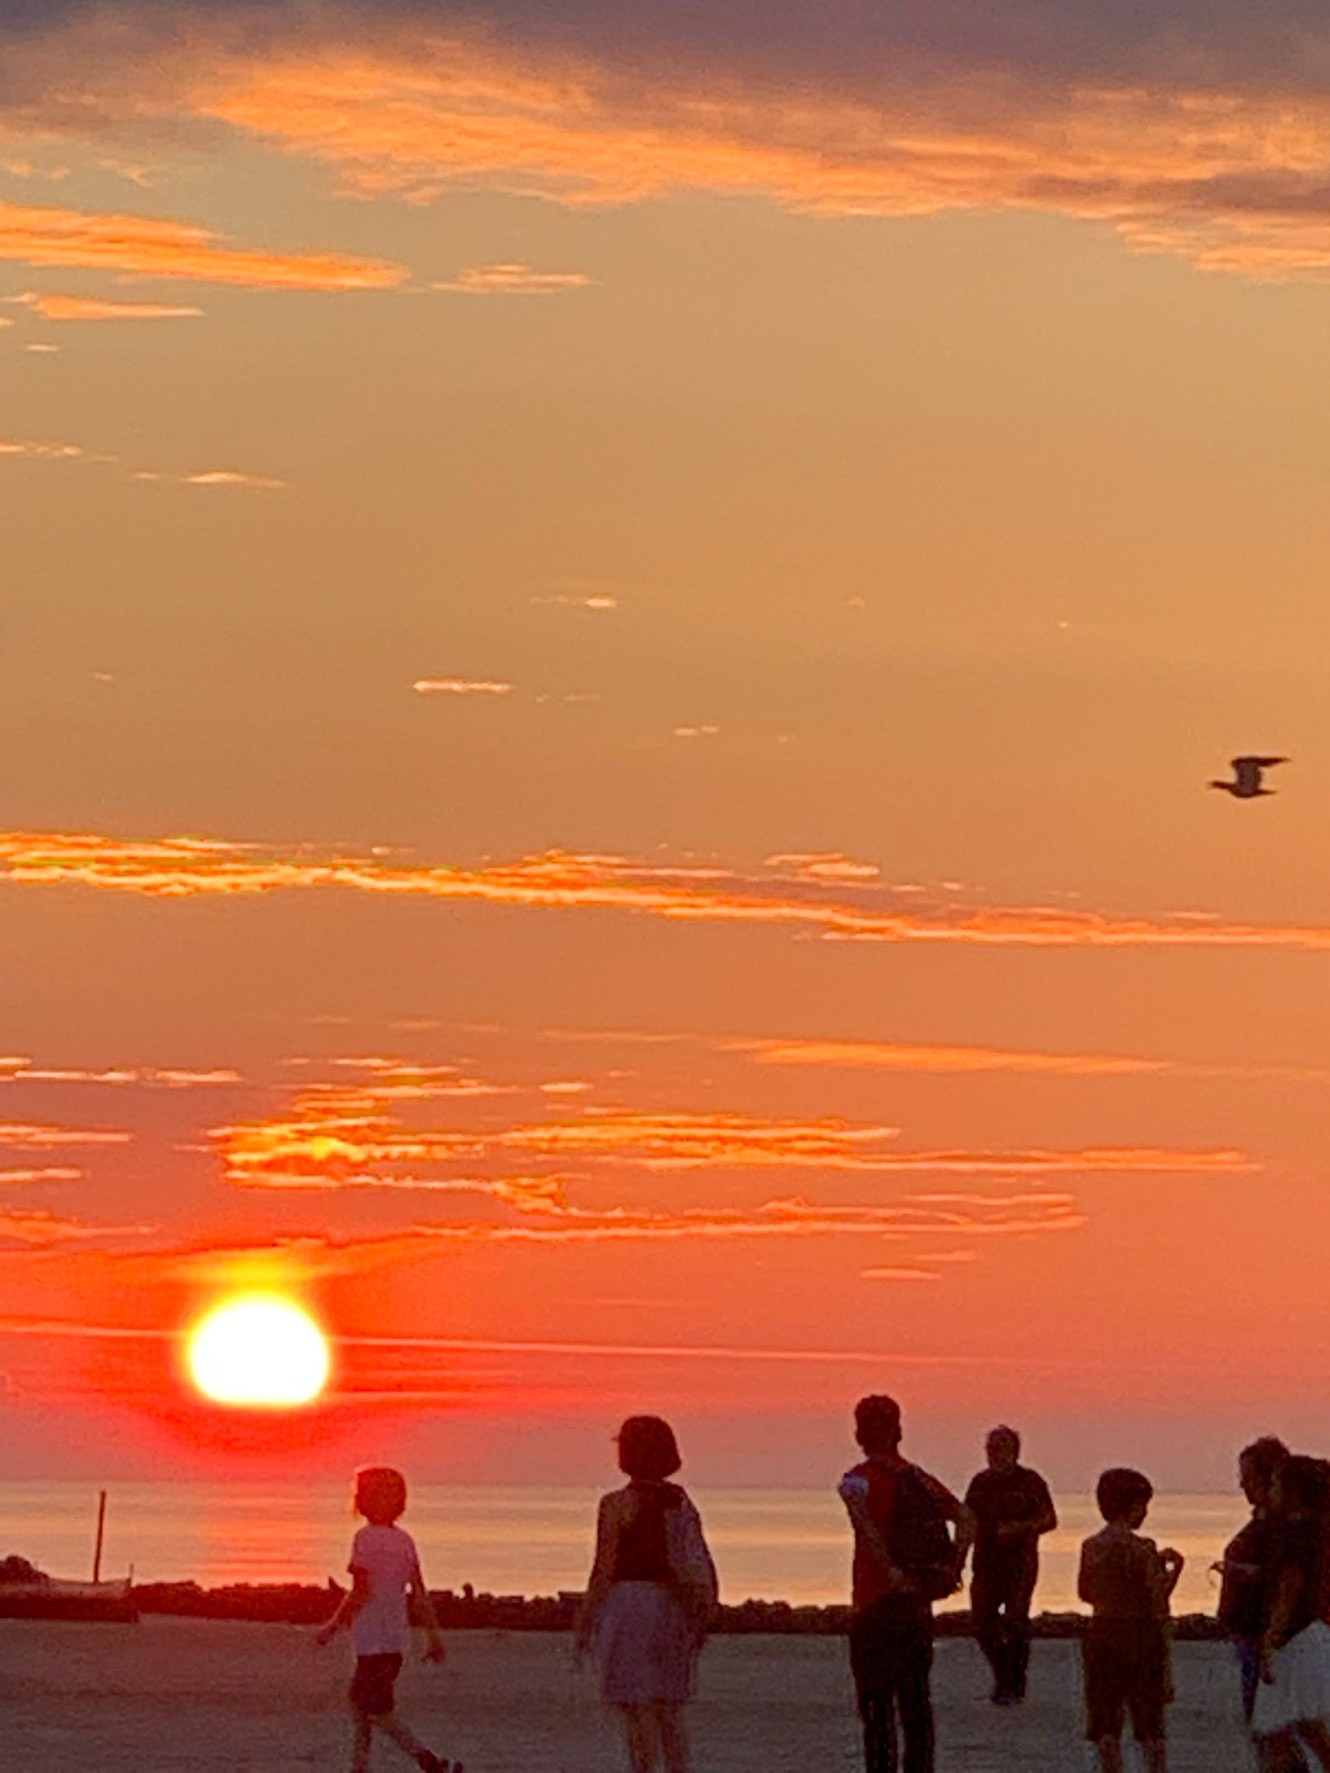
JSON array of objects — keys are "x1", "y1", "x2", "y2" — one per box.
[{"x1": 186, "y1": 1296, "x2": 331, "y2": 1408}]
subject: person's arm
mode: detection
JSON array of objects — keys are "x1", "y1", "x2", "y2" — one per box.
[
  {"x1": 1261, "y1": 1562, "x2": 1307, "y2": 1680},
  {"x1": 576, "y1": 1494, "x2": 618, "y2": 1652},
  {"x1": 317, "y1": 1567, "x2": 371, "y2": 1645},
  {"x1": 927, "y1": 1474, "x2": 977, "y2": 1584},
  {"x1": 668, "y1": 1498, "x2": 719, "y2": 1644},
  {"x1": 1077, "y1": 1541, "x2": 1098, "y2": 1608},
  {"x1": 1156, "y1": 1546, "x2": 1185, "y2": 1600},
  {"x1": 995, "y1": 1479, "x2": 1058, "y2": 1544},
  {"x1": 410, "y1": 1558, "x2": 445, "y2": 1663}
]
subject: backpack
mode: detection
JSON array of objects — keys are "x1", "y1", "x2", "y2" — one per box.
[{"x1": 886, "y1": 1465, "x2": 959, "y2": 1603}]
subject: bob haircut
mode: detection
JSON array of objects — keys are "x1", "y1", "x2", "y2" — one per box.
[
  {"x1": 1095, "y1": 1467, "x2": 1153, "y2": 1523},
  {"x1": 355, "y1": 1466, "x2": 408, "y2": 1524},
  {"x1": 616, "y1": 1416, "x2": 682, "y2": 1482}
]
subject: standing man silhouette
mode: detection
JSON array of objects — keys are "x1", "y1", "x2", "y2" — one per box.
[
  {"x1": 964, "y1": 1426, "x2": 1057, "y2": 1705},
  {"x1": 839, "y1": 1395, "x2": 975, "y2": 1773}
]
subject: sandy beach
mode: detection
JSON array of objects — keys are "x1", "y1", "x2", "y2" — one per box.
[{"x1": 0, "y1": 1620, "x2": 1254, "y2": 1771}]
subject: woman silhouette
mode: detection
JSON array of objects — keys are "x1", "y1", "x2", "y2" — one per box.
[{"x1": 577, "y1": 1417, "x2": 718, "y2": 1773}]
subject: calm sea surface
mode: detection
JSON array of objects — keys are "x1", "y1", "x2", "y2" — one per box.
[{"x1": 0, "y1": 1483, "x2": 1247, "y2": 1616}]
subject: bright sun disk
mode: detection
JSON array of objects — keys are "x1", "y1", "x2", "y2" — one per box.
[{"x1": 187, "y1": 1294, "x2": 331, "y2": 1408}]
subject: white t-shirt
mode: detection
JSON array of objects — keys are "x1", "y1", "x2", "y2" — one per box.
[{"x1": 349, "y1": 1523, "x2": 421, "y2": 1657}]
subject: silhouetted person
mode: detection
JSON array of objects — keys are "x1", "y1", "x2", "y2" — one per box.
[
  {"x1": 964, "y1": 1425, "x2": 1056, "y2": 1704},
  {"x1": 1219, "y1": 1438, "x2": 1298, "y2": 1731},
  {"x1": 577, "y1": 1416, "x2": 717, "y2": 1773},
  {"x1": 316, "y1": 1467, "x2": 457, "y2": 1773},
  {"x1": 1078, "y1": 1467, "x2": 1183, "y2": 1773},
  {"x1": 1251, "y1": 1454, "x2": 1330, "y2": 1769},
  {"x1": 838, "y1": 1395, "x2": 975, "y2": 1773}
]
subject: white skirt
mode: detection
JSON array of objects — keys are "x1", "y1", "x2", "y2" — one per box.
[
  {"x1": 595, "y1": 1581, "x2": 698, "y2": 1706},
  {"x1": 1252, "y1": 1620, "x2": 1330, "y2": 1736}
]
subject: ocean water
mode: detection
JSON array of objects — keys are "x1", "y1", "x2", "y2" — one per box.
[{"x1": 0, "y1": 1483, "x2": 1246, "y2": 1616}]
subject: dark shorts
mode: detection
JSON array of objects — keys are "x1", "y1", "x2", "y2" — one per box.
[
  {"x1": 1082, "y1": 1624, "x2": 1169, "y2": 1743},
  {"x1": 350, "y1": 1653, "x2": 403, "y2": 1717}
]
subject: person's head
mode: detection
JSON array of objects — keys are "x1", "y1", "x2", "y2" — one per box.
[
  {"x1": 854, "y1": 1394, "x2": 903, "y2": 1457},
  {"x1": 354, "y1": 1466, "x2": 408, "y2": 1525},
  {"x1": 1096, "y1": 1467, "x2": 1153, "y2": 1528},
  {"x1": 616, "y1": 1416, "x2": 682, "y2": 1482},
  {"x1": 986, "y1": 1426, "x2": 1021, "y2": 1472},
  {"x1": 1272, "y1": 1455, "x2": 1330, "y2": 1520},
  {"x1": 1239, "y1": 1436, "x2": 1291, "y2": 1509}
]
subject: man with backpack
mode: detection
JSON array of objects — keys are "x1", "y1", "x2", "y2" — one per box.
[{"x1": 839, "y1": 1395, "x2": 976, "y2": 1773}]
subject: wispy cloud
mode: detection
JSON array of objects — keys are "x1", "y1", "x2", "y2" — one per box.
[
  {"x1": 432, "y1": 262, "x2": 593, "y2": 295},
  {"x1": 733, "y1": 1035, "x2": 1330, "y2": 1083},
  {"x1": 0, "y1": 1168, "x2": 83, "y2": 1185},
  {"x1": 0, "y1": 199, "x2": 406, "y2": 290},
  {"x1": 532, "y1": 593, "x2": 618, "y2": 610},
  {"x1": 133, "y1": 468, "x2": 286, "y2": 489},
  {"x1": 0, "y1": 1058, "x2": 241, "y2": 1090},
  {"x1": 6, "y1": 829, "x2": 1330, "y2": 954},
  {"x1": 0, "y1": 439, "x2": 87, "y2": 460},
  {"x1": 211, "y1": 1079, "x2": 1249, "y2": 1189},
  {"x1": 12, "y1": 292, "x2": 203, "y2": 321},
  {"x1": 0, "y1": 1210, "x2": 132, "y2": 1246},
  {"x1": 412, "y1": 678, "x2": 514, "y2": 696},
  {"x1": 0, "y1": 1121, "x2": 129, "y2": 1150},
  {"x1": 673, "y1": 725, "x2": 721, "y2": 739},
  {"x1": 13, "y1": 7, "x2": 1330, "y2": 282},
  {"x1": 2, "y1": 443, "x2": 284, "y2": 487}
]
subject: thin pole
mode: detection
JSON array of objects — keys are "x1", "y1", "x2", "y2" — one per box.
[{"x1": 92, "y1": 1490, "x2": 107, "y2": 1584}]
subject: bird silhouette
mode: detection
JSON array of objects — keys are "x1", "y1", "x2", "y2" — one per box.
[{"x1": 1208, "y1": 756, "x2": 1288, "y2": 799}]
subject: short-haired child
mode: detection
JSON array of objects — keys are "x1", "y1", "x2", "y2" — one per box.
[
  {"x1": 1078, "y1": 1468, "x2": 1184, "y2": 1773},
  {"x1": 318, "y1": 1467, "x2": 459, "y2": 1773}
]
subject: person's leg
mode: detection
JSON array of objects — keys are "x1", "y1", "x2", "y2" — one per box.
[
  {"x1": 970, "y1": 1575, "x2": 1006, "y2": 1698},
  {"x1": 895, "y1": 1628, "x2": 935, "y2": 1773},
  {"x1": 618, "y1": 1704, "x2": 659, "y2": 1773},
  {"x1": 1141, "y1": 1739, "x2": 1168, "y2": 1773},
  {"x1": 1237, "y1": 1640, "x2": 1262, "y2": 1723},
  {"x1": 851, "y1": 1607, "x2": 898, "y2": 1773},
  {"x1": 1007, "y1": 1571, "x2": 1037, "y2": 1700},
  {"x1": 1093, "y1": 1740, "x2": 1125, "y2": 1773},
  {"x1": 374, "y1": 1709, "x2": 446, "y2": 1768},
  {"x1": 655, "y1": 1703, "x2": 690, "y2": 1773},
  {"x1": 859, "y1": 1692, "x2": 898, "y2": 1773},
  {"x1": 350, "y1": 1710, "x2": 375, "y2": 1773}
]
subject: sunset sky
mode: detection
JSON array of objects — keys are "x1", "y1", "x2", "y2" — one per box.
[{"x1": 4, "y1": 0, "x2": 1330, "y2": 1492}]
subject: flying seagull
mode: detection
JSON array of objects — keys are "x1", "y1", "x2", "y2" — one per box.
[{"x1": 1209, "y1": 756, "x2": 1288, "y2": 799}]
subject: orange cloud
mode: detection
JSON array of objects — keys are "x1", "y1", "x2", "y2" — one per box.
[
  {"x1": 0, "y1": 1058, "x2": 240, "y2": 1089},
  {"x1": 0, "y1": 198, "x2": 405, "y2": 290},
  {"x1": 734, "y1": 1035, "x2": 1330, "y2": 1083},
  {"x1": 6, "y1": 828, "x2": 1330, "y2": 954},
  {"x1": 413, "y1": 678, "x2": 514, "y2": 696},
  {"x1": 0, "y1": 1121, "x2": 129, "y2": 1149},
  {"x1": 432, "y1": 262, "x2": 593, "y2": 295},
  {"x1": 0, "y1": 1210, "x2": 133, "y2": 1246},
  {"x1": 15, "y1": 292, "x2": 204, "y2": 320},
  {"x1": 0, "y1": 1168, "x2": 83, "y2": 1185},
  {"x1": 182, "y1": 40, "x2": 1330, "y2": 283},
  {"x1": 0, "y1": 439, "x2": 86, "y2": 460}
]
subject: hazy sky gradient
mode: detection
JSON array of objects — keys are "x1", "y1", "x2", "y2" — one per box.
[{"x1": 3, "y1": 0, "x2": 1330, "y2": 1492}]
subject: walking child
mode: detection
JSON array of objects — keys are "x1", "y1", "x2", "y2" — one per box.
[
  {"x1": 1078, "y1": 1468, "x2": 1183, "y2": 1773},
  {"x1": 318, "y1": 1466, "x2": 460, "y2": 1773}
]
